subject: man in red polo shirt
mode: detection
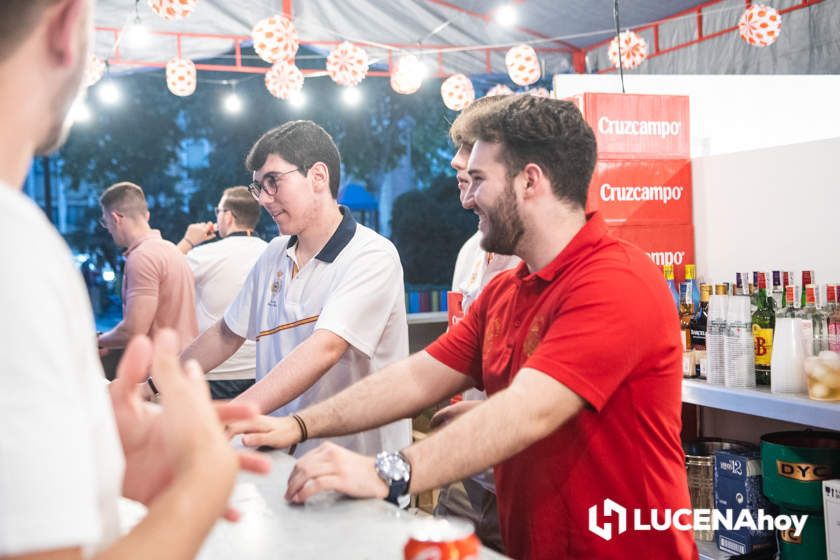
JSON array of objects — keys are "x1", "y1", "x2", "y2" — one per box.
[{"x1": 229, "y1": 95, "x2": 697, "y2": 559}]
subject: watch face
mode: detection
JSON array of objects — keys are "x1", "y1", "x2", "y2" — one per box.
[{"x1": 377, "y1": 452, "x2": 409, "y2": 482}]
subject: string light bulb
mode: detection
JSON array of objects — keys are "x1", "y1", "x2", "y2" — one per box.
[
  {"x1": 495, "y1": 4, "x2": 518, "y2": 27},
  {"x1": 342, "y1": 86, "x2": 361, "y2": 106}
]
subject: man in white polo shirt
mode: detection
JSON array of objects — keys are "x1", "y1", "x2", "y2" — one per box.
[
  {"x1": 181, "y1": 120, "x2": 411, "y2": 457},
  {"x1": 177, "y1": 186, "x2": 268, "y2": 399}
]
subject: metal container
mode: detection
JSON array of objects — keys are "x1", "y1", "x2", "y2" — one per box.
[
  {"x1": 683, "y1": 438, "x2": 752, "y2": 541},
  {"x1": 777, "y1": 507, "x2": 826, "y2": 560},
  {"x1": 761, "y1": 430, "x2": 840, "y2": 512}
]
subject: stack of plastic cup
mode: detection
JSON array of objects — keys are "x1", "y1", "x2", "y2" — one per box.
[
  {"x1": 724, "y1": 295, "x2": 756, "y2": 388},
  {"x1": 706, "y1": 294, "x2": 729, "y2": 385},
  {"x1": 771, "y1": 318, "x2": 808, "y2": 393}
]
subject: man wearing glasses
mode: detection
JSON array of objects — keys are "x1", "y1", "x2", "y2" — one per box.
[
  {"x1": 177, "y1": 186, "x2": 268, "y2": 399},
  {"x1": 97, "y1": 181, "x2": 198, "y2": 355},
  {"x1": 181, "y1": 120, "x2": 411, "y2": 457}
]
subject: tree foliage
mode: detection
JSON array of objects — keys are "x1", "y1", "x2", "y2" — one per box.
[{"x1": 391, "y1": 173, "x2": 477, "y2": 286}]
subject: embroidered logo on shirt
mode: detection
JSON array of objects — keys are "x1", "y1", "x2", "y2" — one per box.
[
  {"x1": 523, "y1": 315, "x2": 546, "y2": 357},
  {"x1": 268, "y1": 271, "x2": 284, "y2": 307},
  {"x1": 483, "y1": 318, "x2": 503, "y2": 359}
]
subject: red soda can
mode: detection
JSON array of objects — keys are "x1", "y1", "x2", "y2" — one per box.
[{"x1": 404, "y1": 518, "x2": 480, "y2": 560}]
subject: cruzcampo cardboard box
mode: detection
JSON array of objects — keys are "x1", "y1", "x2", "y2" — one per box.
[
  {"x1": 714, "y1": 448, "x2": 777, "y2": 556},
  {"x1": 824, "y1": 480, "x2": 840, "y2": 560}
]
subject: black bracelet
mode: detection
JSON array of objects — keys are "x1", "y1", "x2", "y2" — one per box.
[
  {"x1": 291, "y1": 413, "x2": 308, "y2": 443},
  {"x1": 183, "y1": 238, "x2": 195, "y2": 248}
]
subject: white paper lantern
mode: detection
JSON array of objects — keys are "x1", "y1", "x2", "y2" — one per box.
[
  {"x1": 252, "y1": 15, "x2": 299, "y2": 64},
  {"x1": 166, "y1": 57, "x2": 196, "y2": 96},
  {"x1": 485, "y1": 84, "x2": 513, "y2": 97},
  {"x1": 83, "y1": 54, "x2": 105, "y2": 88},
  {"x1": 148, "y1": 0, "x2": 198, "y2": 20},
  {"x1": 265, "y1": 62, "x2": 304, "y2": 100},
  {"x1": 441, "y1": 74, "x2": 475, "y2": 111},
  {"x1": 738, "y1": 4, "x2": 782, "y2": 47},
  {"x1": 608, "y1": 31, "x2": 648, "y2": 70},
  {"x1": 505, "y1": 44, "x2": 541, "y2": 86},
  {"x1": 390, "y1": 55, "x2": 423, "y2": 95},
  {"x1": 326, "y1": 41, "x2": 368, "y2": 87}
]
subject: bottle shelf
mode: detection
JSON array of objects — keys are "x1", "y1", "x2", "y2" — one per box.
[
  {"x1": 682, "y1": 379, "x2": 840, "y2": 430},
  {"x1": 406, "y1": 311, "x2": 448, "y2": 325}
]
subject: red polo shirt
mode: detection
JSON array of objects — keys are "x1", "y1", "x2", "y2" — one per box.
[{"x1": 426, "y1": 213, "x2": 696, "y2": 560}]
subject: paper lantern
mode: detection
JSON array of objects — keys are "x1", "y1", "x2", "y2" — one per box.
[
  {"x1": 148, "y1": 0, "x2": 197, "y2": 20},
  {"x1": 390, "y1": 55, "x2": 423, "y2": 95},
  {"x1": 252, "y1": 15, "x2": 299, "y2": 64},
  {"x1": 528, "y1": 87, "x2": 550, "y2": 98},
  {"x1": 166, "y1": 57, "x2": 196, "y2": 96},
  {"x1": 607, "y1": 31, "x2": 648, "y2": 70},
  {"x1": 485, "y1": 84, "x2": 513, "y2": 97},
  {"x1": 83, "y1": 54, "x2": 105, "y2": 88},
  {"x1": 326, "y1": 41, "x2": 368, "y2": 87},
  {"x1": 441, "y1": 74, "x2": 475, "y2": 111},
  {"x1": 738, "y1": 4, "x2": 782, "y2": 47},
  {"x1": 265, "y1": 62, "x2": 304, "y2": 100},
  {"x1": 505, "y1": 44, "x2": 541, "y2": 86}
]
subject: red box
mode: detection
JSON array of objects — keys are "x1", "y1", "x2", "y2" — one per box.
[
  {"x1": 607, "y1": 223, "x2": 696, "y2": 284},
  {"x1": 568, "y1": 93, "x2": 690, "y2": 159},
  {"x1": 586, "y1": 158, "x2": 693, "y2": 226}
]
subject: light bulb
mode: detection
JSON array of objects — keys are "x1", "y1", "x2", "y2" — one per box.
[
  {"x1": 69, "y1": 100, "x2": 92, "y2": 123},
  {"x1": 288, "y1": 90, "x2": 306, "y2": 108},
  {"x1": 224, "y1": 93, "x2": 242, "y2": 113},
  {"x1": 342, "y1": 86, "x2": 361, "y2": 106},
  {"x1": 97, "y1": 81, "x2": 121, "y2": 105},
  {"x1": 495, "y1": 4, "x2": 517, "y2": 27}
]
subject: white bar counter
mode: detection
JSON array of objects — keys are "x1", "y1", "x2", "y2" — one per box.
[{"x1": 188, "y1": 448, "x2": 508, "y2": 559}]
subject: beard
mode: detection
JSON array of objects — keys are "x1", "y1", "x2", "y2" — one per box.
[{"x1": 479, "y1": 176, "x2": 525, "y2": 255}]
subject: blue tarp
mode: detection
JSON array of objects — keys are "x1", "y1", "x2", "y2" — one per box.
[{"x1": 339, "y1": 183, "x2": 377, "y2": 210}]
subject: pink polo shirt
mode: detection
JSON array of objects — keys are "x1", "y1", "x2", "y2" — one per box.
[{"x1": 123, "y1": 230, "x2": 198, "y2": 351}]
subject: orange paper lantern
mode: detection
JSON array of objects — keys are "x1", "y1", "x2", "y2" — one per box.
[
  {"x1": 738, "y1": 4, "x2": 782, "y2": 47},
  {"x1": 505, "y1": 44, "x2": 541, "y2": 86},
  {"x1": 485, "y1": 84, "x2": 513, "y2": 97},
  {"x1": 327, "y1": 41, "x2": 368, "y2": 87},
  {"x1": 83, "y1": 54, "x2": 105, "y2": 88},
  {"x1": 148, "y1": 0, "x2": 198, "y2": 20},
  {"x1": 441, "y1": 74, "x2": 475, "y2": 111},
  {"x1": 608, "y1": 31, "x2": 648, "y2": 70},
  {"x1": 265, "y1": 62, "x2": 304, "y2": 100},
  {"x1": 166, "y1": 57, "x2": 196, "y2": 97},
  {"x1": 252, "y1": 15, "x2": 299, "y2": 64},
  {"x1": 390, "y1": 55, "x2": 423, "y2": 95}
]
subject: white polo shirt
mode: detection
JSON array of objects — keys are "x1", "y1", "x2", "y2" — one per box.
[
  {"x1": 186, "y1": 233, "x2": 267, "y2": 380},
  {"x1": 224, "y1": 207, "x2": 411, "y2": 456}
]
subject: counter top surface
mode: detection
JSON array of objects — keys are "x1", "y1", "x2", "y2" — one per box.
[{"x1": 191, "y1": 448, "x2": 508, "y2": 559}]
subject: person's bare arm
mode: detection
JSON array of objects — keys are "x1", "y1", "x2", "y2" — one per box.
[
  {"x1": 282, "y1": 367, "x2": 584, "y2": 503},
  {"x1": 98, "y1": 294, "x2": 157, "y2": 349},
  {"x1": 232, "y1": 329, "x2": 350, "y2": 414},
  {"x1": 180, "y1": 318, "x2": 244, "y2": 373},
  {"x1": 228, "y1": 351, "x2": 474, "y2": 447}
]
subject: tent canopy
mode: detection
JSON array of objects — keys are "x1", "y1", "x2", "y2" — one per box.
[
  {"x1": 339, "y1": 183, "x2": 378, "y2": 211},
  {"x1": 92, "y1": 1, "x2": 838, "y2": 80}
]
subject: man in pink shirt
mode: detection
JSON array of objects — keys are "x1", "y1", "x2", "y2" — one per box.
[{"x1": 98, "y1": 182, "x2": 198, "y2": 353}]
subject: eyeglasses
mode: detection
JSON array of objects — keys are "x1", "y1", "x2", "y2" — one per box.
[{"x1": 248, "y1": 167, "x2": 304, "y2": 200}]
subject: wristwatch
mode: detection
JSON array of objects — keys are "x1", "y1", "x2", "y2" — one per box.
[{"x1": 374, "y1": 451, "x2": 411, "y2": 506}]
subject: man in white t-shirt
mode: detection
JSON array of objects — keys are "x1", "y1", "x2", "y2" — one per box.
[
  {"x1": 0, "y1": 2, "x2": 268, "y2": 558},
  {"x1": 182, "y1": 120, "x2": 411, "y2": 457},
  {"x1": 432, "y1": 96, "x2": 519, "y2": 552},
  {"x1": 177, "y1": 186, "x2": 268, "y2": 399}
]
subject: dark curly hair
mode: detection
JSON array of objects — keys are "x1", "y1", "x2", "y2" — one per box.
[
  {"x1": 466, "y1": 95, "x2": 597, "y2": 208},
  {"x1": 245, "y1": 120, "x2": 341, "y2": 198}
]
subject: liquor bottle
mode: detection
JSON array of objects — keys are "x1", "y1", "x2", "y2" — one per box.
[
  {"x1": 679, "y1": 282, "x2": 695, "y2": 378},
  {"x1": 826, "y1": 284, "x2": 838, "y2": 314},
  {"x1": 796, "y1": 284, "x2": 828, "y2": 355},
  {"x1": 685, "y1": 264, "x2": 701, "y2": 311},
  {"x1": 734, "y1": 272, "x2": 748, "y2": 296},
  {"x1": 751, "y1": 272, "x2": 774, "y2": 386},
  {"x1": 801, "y1": 270, "x2": 814, "y2": 309},
  {"x1": 770, "y1": 270, "x2": 784, "y2": 310},
  {"x1": 829, "y1": 288, "x2": 840, "y2": 352},
  {"x1": 781, "y1": 285, "x2": 798, "y2": 318},
  {"x1": 664, "y1": 265, "x2": 679, "y2": 309},
  {"x1": 690, "y1": 283, "x2": 711, "y2": 379}
]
